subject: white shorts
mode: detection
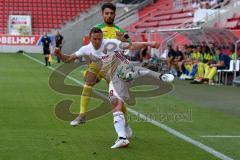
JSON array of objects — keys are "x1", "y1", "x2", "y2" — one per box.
[{"x1": 109, "y1": 72, "x2": 129, "y2": 102}]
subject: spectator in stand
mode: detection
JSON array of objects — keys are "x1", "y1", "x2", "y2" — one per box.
[
  {"x1": 166, "y1": 45, "x2": 177, "y2": 75},
  {"x1": 202, "y1": 46, "x2": 215, "y2": 63},
  {"x1": 193, "y1": 47, "x2": 231, "y2": 84},
  {"x1": 206, "y1": 47, "x2": 231, "y2": 84},
  {"x1": 177, "y1": 45, "x2": 188, "y2": 76},
  {"x1": 192, "y1": 46, "x2": 203, "y2": 62},
  {"x1": 192, "y1": 46, "x2": 216, "y2": 83},
  {"x1": 230, "y1": 46, "x2": 237, "y2": 60},
  {"x1": 183, "y1": 46, "x2": 203, "y2": 80},
  {"x1": 173, "y1": 46, "x2": 184, "y2": 76},
  {"x1": 179, "y1": 45, "x2": 195, "y2": 79}
]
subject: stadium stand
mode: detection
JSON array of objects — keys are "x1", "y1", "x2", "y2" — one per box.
[
  {"x1": 126, "y1": 0, "x2": 194, "y2": 33},
  {"x1": 1, "y1": 0, "x2": 236, "y2": 35},
  {"x1": 0, "y1": 0, "x2": 101, "y2": 34},
  {"x1": 126, "y1": 0, "x2": 234, "y2": 34}
]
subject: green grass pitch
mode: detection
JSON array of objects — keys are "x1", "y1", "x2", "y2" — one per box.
[{"x1": 0, "y1": 53, "x2": 240, "y2": 160}]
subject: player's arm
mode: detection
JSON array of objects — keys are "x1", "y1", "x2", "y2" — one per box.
[
  {"x1": 54, "y1": 48, "x2": 78, "y2": 63},
  {"x1": 116, "y1": 31, "x2": 130, "y2": 42},
  {"x1": 210, "y1": 60, "x2": 224, "y2": 67}
]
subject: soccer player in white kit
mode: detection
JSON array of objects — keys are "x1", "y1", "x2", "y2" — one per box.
[{"x1": 54, "y1": 27, "x2": 174, "y2": 149}]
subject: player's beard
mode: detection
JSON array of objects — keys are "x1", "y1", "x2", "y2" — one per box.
[{"x1": 105, "y1": 18, "x2": 114, "y2": 25}]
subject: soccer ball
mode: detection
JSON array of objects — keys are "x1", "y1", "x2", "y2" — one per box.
[
  {"x1": 117, "y1": 64, "x2": 135, "y2": 82},
  {"x1": 125, "y1": 71, "x2": 134, "y2": 80}
]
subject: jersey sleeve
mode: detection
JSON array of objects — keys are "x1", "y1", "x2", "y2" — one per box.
[
  {"x1": 115, "y1": 25, "x2": 126, "y2": 34},
  {"x1": 94, "y1": 23, "x2": 104, "y2": 29},
  {"x1": 105, "y1": 39, "x2": 123, "y2": 50},
  {"x1": 74, "y1": 46, "x2": 88, "y2": 57}
]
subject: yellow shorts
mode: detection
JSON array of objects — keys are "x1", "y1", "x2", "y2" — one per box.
[{"x1": 83, "y1": 62, "x2": 103, "y2": 82}]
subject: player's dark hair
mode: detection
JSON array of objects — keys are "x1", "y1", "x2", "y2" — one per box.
[
  {"x1": 89, "y1": 27, "x2": 103, "y2": 36},
  {"x1": 101, "y1": 3, "x2": 116, "y2": 12}
]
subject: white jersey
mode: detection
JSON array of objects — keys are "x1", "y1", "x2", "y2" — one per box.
[{"x1": 74, "y1": 39, "x2": 129, "y2": 81}]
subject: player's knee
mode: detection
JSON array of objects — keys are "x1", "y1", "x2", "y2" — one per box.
[
  {"x1": 85, "y1": 72, "x2": 98, "y2": 86},
  {"x1": 111, "y1": 98, "x2": 124, "y2": 112}
]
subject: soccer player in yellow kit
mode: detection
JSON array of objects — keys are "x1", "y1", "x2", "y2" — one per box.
[{"x1": 72, "y1": 2, "x2": 132, "y2": 135}]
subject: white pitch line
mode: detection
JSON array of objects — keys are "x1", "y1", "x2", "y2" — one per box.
[
  {"x1": 23, "y1": 53, "x2": 234, "y2": 160},
  {"x1": 201, "y1": 136, "x2": 240, "y2": 138}
]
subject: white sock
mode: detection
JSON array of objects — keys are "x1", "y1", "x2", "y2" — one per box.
[
  {"x1": 135, "y1": 66, "x2": 161, "y2": 79},
  {"x1": 113, "y1": 111, "x2": 126, "y2": 138}
]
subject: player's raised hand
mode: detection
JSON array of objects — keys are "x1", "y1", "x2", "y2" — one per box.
[
  {"x1": 116, "y1": 31, "x2": 126, "y2": 42},
  {"x1": 116, "y1": 31, "x2": 124, "y2": 37}
]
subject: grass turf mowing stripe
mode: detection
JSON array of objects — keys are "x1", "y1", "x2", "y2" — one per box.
[{"x1": 23, "y1": 53, "x2": 234, "y2": 160}]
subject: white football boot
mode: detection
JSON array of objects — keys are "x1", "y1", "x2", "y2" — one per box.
[
  {"x1": 70, "y1": 115, "x2": 86, "y2": 126},
  {"x1": 160, "y1": 73, "x2": 175, "y2": 83},
  {"x1": 111, "y1": 138, "x2": 129, "y2": 149}
]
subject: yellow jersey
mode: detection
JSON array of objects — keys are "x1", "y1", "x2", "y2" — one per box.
[{"x1": 95, "y1": 23, "x2": 128, "y2": 39}]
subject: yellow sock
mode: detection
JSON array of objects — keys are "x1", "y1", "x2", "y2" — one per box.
[{"x1": 80, "y1": 85, "x2": 92, "y2": 114}]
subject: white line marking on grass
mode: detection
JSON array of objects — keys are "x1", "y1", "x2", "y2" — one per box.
[
  {"x1": 201, "y1": 135, "x2": 240, "y2": 138},
  {"x1": 23, "y1": 53, "x2": 234, "y2": 160}
]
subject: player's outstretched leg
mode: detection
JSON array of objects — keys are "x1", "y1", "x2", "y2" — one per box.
[{"x1": 134, "y1": 66, "x2": 174, "y2": 83}]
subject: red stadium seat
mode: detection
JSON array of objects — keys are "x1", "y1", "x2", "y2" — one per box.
[
  {"x1": 136, "y1": 21, "x2": 159, "y2": 28},
  {"x1": 0, "y1": 0, "x2": 102, "y2": 34},
  {"x1": 146, "y1": 15, "x2": 171, "y2": 22},
  {"x1": 223, "y1": 12, "x2": 240, "y2": 29},
  {"x1": 224, "y1": 21, "x2": 238, "y2": 29}
]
